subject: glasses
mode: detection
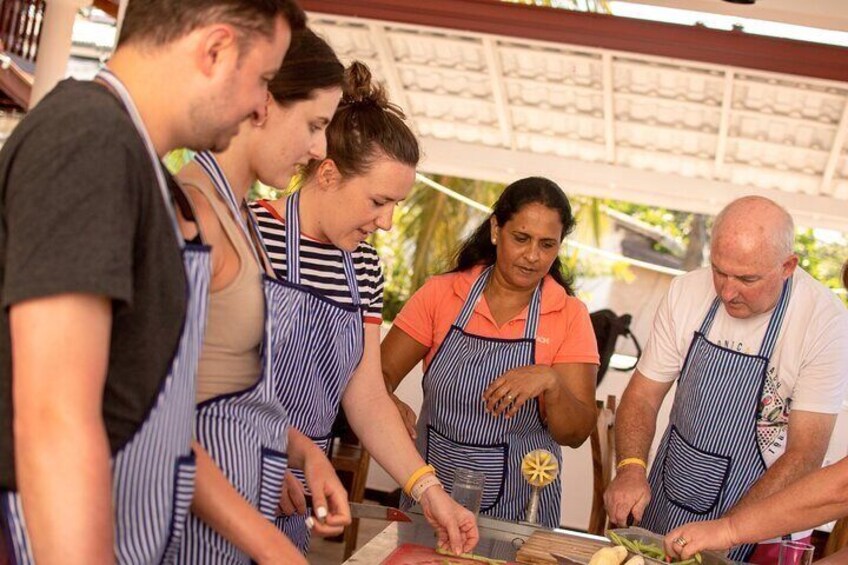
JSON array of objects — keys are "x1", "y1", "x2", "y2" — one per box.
[
  {"x1": 778, "y1": 540, "x2": 814, "y2": 565},
  {"x1": 451, "y1": 468, "x2": 485, "y2": 516}
]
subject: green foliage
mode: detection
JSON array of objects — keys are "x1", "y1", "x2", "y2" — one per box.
[
  {"x1": 795, "y1": 229, "x2": 847, "y2": 302},
  {"x1": 376, "y1": 176, "x2": 498, "y2": 320},
  {"x1": 163, "y1": 149, "x2": 193, "y2": 175},
  {"x1": 249, "y1": 180, "x2": 288, "y2": 202}
]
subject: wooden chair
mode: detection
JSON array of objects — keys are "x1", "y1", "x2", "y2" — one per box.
[
  {"x1": 824, "y1": 516, "x2": 848, "y2": 557},
  {"x1": 588, "y1": 395, "x2": 617, "y2": 536},
  {"x1": 329, "y1": 433, "x2": 371, "y2": 560}
]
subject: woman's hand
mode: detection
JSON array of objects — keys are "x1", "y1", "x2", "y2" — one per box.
[
  {"x1": 419, "y1": 486, "x2": 480, "y2": 555},
  {"x1": 301, "y1": 445, "x2": 351, "y2": 538},
  {"x1": 482, "y1": 364, "x2": 556, "y2": 419},
  {"x1": 277, "y1": 470, "x2": 307, "y2": 517},
  {"x1": 391, "y1": 393, "x2": 418, "y2": 439}
]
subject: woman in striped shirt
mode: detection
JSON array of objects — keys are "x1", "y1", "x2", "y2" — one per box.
[{"x1": 251, "y1": 62, "x2": 478, "y2": 555}]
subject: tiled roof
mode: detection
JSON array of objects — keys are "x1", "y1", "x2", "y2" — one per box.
[{"x1": 306, "y1": 4, "x2": 848, "y2": 231}]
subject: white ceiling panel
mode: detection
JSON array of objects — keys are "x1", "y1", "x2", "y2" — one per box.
[{"x1": 309, "y1": 14, "x2": 848, "y2": 231}]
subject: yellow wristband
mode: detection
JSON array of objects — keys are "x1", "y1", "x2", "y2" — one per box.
[
  {"x1": 617, "y1": 457, "x2": 647, "y2": 470},
  {"x1": 404, "y1": 465, "x2": 436, "y2": 495}
]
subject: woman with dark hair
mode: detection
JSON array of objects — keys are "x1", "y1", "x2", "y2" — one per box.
[
  {"x1": 382, "y1": 177, "x2": 600, "y2": 527},
  {"x1": 174, "y1": 28, "x2": 349, "y2": 564},
  {"x1": 249, "y1": 60, "x2": 479, "y2": 556}
]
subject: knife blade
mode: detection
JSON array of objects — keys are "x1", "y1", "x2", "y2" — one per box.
[
  {"x1": 349, "y1": 501, "x2": 412, "y2": 522},
  {"x1": 550, "y1": 553, "x2": 586, "y2": 565}
]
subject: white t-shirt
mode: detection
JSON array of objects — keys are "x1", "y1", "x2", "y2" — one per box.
[{"x1": 638, "y1": 267, "x2": 848, "y2": 465}]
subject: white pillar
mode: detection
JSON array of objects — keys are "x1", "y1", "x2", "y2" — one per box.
[{"x1": 29, "y1": 0, "x2": 92, "y2": 109}]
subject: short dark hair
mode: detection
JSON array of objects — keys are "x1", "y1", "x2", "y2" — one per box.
[
  {"x1": 303, "y1": 61, "x2": 419, "y2": 181},
  {"x1": 268, "y1": 28, "x2": 344, "y2": 106},
  {"x1": 451, "y1": 177, "x2": 577, "y2": 294},
  {"x1": 118, "y1": 0, "x2": 306, "y2": 48}
]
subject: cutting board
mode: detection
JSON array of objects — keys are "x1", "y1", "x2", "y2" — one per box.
[
  {"x1": 381, "y1": 543, "x2": 519, "y2": 565},
  {"x1": 515, "y1": 531, "x2": 609, "y2": 564}
]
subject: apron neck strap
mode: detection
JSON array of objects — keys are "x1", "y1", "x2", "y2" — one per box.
[
  {"x1": 454, "y1": 265, "x2": 542, "y2": 339},
  {"x1": 285, "y1": 192, "x2": 301, "y2": 284},
  {"x1": 194, "y1": 151, "x2": 264, "y2": 268},
  {"x1": 524, "y1": 280, "x2": 543, "y2": 340},
  {"x1": 758, "y1": 276, "x2": 792, "y2": 358},
  {"x1": 342, "y1": 252, "x2": 361, "y2": 306},
  {"x1": 282, "y1": 192, "x2": 360, "y2": 305},
  {"x1": 699, "y1": 297, "x2": 723, "y2": 336},
  {"x1": 699, "y1": 276, "x2": 793, "y2": 359},
  {"x1": 96, "y1": 69, "x2": 183, "y2": 248}
]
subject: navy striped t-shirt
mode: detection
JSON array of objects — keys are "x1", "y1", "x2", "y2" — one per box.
[{"x1": 250, "y1": 200, "x2": 384, "y2": 323}]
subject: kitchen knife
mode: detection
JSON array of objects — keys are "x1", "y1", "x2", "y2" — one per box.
[
  {"x1": 550, "y1": 553, "x2": 587, "y2": 565},
  {"x1": 349, "y1": 502, "x2": 413, "y2": 522}
]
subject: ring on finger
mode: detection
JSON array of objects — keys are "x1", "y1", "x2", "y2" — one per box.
[
  {"x1": 506, "y1": 394, "x2": 514, "y2": 402},
  {"x1": 673, "y1": 536, "x2": 688, "y2": 547}
]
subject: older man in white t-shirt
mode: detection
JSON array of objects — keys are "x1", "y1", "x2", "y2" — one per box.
[{"x1": 604, "y1": 196, "x2": 848, "y2": 564}]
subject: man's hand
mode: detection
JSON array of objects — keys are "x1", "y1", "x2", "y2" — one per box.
[
  {"x1": 603, "y1": 465, "x2": 652, "y2": 526},
  {"x1": 663, "y1": 518, "x2": 738, "y2": 561},
  {"x1": 419, "y1": 486, "x2": 479, "y2": 555}
]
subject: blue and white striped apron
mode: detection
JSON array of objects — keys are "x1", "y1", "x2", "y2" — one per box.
[
  {"x1": 2, "y1": 69, "x2": 211, "y2": 565},
  {"x1": 640, "y1": 279, "x2": 792, "y2": 562},
  {"x1": 268, "y1": 192, "x2": 365, "y2": 552},
  {"x1": 177, "y1": 152, "x2": 292, "y2": 564},
  {"x1": 405, "y1": 266, "x2": 562, "y2": 528}
]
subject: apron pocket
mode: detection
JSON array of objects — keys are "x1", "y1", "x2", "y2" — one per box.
[
  {"x1": 259, "y1": 447, "x2": 289, "y2": 520},
  {"x1": 426, "y1": 425, "x2": 507, "y2": 512},
  {"x1": 662, "y1": 426, "x2": 731, "y2": 515},
  {"x1": 312, "y1": 434, "x2": 332, "y2": 456},
  {"x1": 162, "y1": 451, "x2": 197, "y2": 559}
]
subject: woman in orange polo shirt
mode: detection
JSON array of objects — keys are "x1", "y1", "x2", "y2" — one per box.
[{"x1": 382, "y1": 177, "x2": 599, "y2": 527}]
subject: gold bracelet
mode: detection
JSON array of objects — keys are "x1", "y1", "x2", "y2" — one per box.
[
  {"x1": 404, "y1": 464, "x2": 436, "y2": 495},
  {"x1": 616, "y1": 457, "x2": 647, "y2": 470},
  {"x1": 410, "y1": 473, "x2": 442, "y2": 502}
]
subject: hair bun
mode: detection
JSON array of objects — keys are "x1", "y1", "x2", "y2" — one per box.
[
  {"x1": 341, "y1": 61, "x2": 406, "y2": 118},
  {"x1": 301, "y1": 59, "x2": 419, "y2": 181}
]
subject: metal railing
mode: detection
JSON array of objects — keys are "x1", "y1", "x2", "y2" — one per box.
[{"x1": 0, "y1": 0, "x2": 46, "y2": 63}]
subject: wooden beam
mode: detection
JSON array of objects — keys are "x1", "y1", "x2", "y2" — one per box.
[
  {"x1": 481, "y1": 36, "x2": 513, "y2": 149},
  {"x1": 92, "y1": 0, "x2": 118, "y2": 19},
  {"x1": 418, "y1": 137, "x2": 848, "y2": 231},
  {"x1": 713, "y1": 69, "x2": 734, "y2": 179},
  {"x1": 300, "y1": 0, "x2": 848, "y2": 83}
]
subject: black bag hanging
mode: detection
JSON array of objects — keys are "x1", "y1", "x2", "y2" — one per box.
[{"x1": 590, "y1": 309, "x2": 642, "y2": 385}]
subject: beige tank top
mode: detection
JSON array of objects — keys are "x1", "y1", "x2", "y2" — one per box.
[{"x1": 191, "y1": 181, "x2": 265, "y2": 403}]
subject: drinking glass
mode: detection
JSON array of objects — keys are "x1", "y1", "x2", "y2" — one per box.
[
  {"x1": 451, "y1": 468, "x2": 485, "y2": 516},
  {"x1": 778, "y1": 540, "x2": 814, "y2": 565}
]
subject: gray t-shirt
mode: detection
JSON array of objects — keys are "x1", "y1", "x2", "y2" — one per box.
[{"x1": 0, "y1": 79, "x2": 188, "y2": 490}]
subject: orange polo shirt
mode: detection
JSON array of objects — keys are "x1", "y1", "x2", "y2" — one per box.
[{"x1": 393, "y1": 265, "x2": 600, "y2": 370}]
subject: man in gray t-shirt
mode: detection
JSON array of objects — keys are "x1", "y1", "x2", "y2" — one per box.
[{"x1": 0, "y1": 1, "x2": 300, "y2": 561}]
